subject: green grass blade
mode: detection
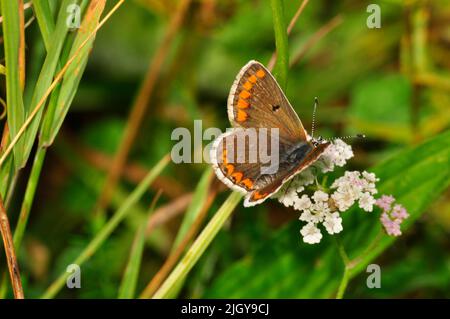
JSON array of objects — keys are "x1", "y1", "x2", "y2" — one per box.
[
  {"x1": 117, "y1": 225, "x2": 146, "y2": 298},
  {"x1": 12, "y1": 147, "x2": 47, "y2": 250},
  {"x1": 153, "y1": 191, "x2": 242, "y2": 299},
  {"x1": 40, "y1": 0, "x2": 106, "y2": 147},
  {"x1": 172, "y1": 168, "x2": 213, "y2": 250},
  {"x1": 41, "y1": 155, "x2": 170, "y2": 299},
  {"x1": 32, "y1": 0, "x2": 56, "y2": 49},
  {"x1": 270, "y1": 0, "x2": 289, "y2": 89},
  {"x1": 0, "y1": 0, "x2": 26, "y2": 169},
  {"x1": 20, "y1": 0, "x2": 72, "y2": 167}
]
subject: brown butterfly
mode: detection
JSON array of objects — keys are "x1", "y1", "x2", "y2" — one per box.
[{"x1": 210, "y1": 60, "x2": 330, "y2": 206}]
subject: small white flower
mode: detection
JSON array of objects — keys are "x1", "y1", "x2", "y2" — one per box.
[
  {"x1": 313, "y1": 190, "x2": 329, "y2": 202},
  {"x1": 323, "y1": 212, "x2": 343, "y2": 234},
  {"x1": 331, "y1": 190, "x2": 355, "y2": 212},
  {"x1": 358, "y1": 192, "x2": 376, "y2": 212},
  {"x1": 299, "y1": 210, "x2": 313, "y2": 222},
  {"x1": 294, "y1": 194, "x2": 312, "y2": 211},
  {"x1": 300, "y1": 223, "x2": 323, "y2": 244},
  {"x1": 277, "y1": 189, "x2": 297, "y2": 207}
]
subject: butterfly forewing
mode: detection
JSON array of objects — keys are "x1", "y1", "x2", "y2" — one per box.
[{"x1": 228, "y1": 60, "x2": 307, "y2": 143}]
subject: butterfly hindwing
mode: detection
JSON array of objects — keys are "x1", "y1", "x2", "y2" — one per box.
[
  {"x1": 244, "y1": 142, "x2": 330, "y2": 206},
  {"x1": 210, "y1": 126, "x2": 331, "y2": 206}
]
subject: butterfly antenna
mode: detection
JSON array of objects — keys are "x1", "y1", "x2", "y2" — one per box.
[
  {"x1": 324, "y1": 134, "x2": 366, "y2": 142},
  {"x1": 311, "y1": 97, "x2": 318, "y2": 139}
]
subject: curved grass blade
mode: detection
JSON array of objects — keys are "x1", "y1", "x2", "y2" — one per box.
[{"x1": 117, "y1": 225, "x2": 146, "y2": 298}]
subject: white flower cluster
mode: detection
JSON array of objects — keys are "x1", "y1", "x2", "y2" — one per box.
[
  {"x1": 297, "y1": 191, "x2": 343, "y2": 244},
  {"x1": 273, "y1": 140, "x2": 382, "y2": 244}
]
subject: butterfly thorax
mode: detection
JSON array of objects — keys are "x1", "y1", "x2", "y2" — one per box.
[{"x1": 254, "y1": 141, "x2": 314, "y2": 189}]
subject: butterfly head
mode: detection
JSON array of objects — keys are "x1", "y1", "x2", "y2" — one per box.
[{"x1": 311, "y1": 135, "x2": 328, "y2": 148}]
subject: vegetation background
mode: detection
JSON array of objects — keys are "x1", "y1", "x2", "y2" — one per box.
[{"x1": 0, "y1": 0, "x2": 449, "y2": 298}]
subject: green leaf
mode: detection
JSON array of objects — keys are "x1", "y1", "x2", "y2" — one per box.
[
  {"x1": 118, "y1": 225, "x2": 146, "y2": 299},
  {"x1": 205, "y1": 130, "x2": 450, "y2": 298},
  {"x1": 0, "y1": 0, "x2": 26, "y2": 169}
]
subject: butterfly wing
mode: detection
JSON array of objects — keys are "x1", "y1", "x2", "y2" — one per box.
[
  {"x1": 227, "y1": 60, "x2": 307, "y2": 144},
  {"x1": 244, "y1": 142, "x2": 330, "y2": 206},
  {"x1": 210, "y1": 128, "x2": 330, "y2": 207},
  {"x1": 213, "y1": 60, "x2": 329, "y2": 206}
]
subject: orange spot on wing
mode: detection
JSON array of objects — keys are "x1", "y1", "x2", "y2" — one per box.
[
  {"x1": 241, "y1": 178, "x2": 253, "y2": 189},
  {"x1": 252, "y1": 191, "x2": 268, "y2": 200},
  {"x1": 236, "y1": 109, "x2": 248, "y2": 122},
  {"x1": 237, "y1": 99, "x2": 249, "y2": 109},
  {"x1": 243, "y1": 81, "x2": 253, "y2": 91},
  {"x1": 256, "y1": 69, "x2": 266, "y2": 78},
  {"x1": 231, "y1": 172, "x2": 243, "y2": 183},
  {"x1": 225, "y1": 164, "x2": 234, "y2": 175},
  {"x1": 239, "y1": 90, "x2": 251, "y2": 99},
  {"x1": 248, "y1": 75, "x2": 257, "y2": 83}
]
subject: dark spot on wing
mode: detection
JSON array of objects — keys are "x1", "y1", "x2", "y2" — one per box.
[{"x1": 272, "y1": 104, "x2": 280, "y2": 111}]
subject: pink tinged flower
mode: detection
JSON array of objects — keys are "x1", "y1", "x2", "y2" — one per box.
[
  {"x1": 391, "y1": 204, "x2": 409, "y2": 221},
  {"x1": 378, "y1": 199, "x2": 409, "y2": 237},
  {"x1": 380, "y1": 213, "x2": 402, "y2": 236},
  {"x1": 375, "y1": 195, "x2": 395, "y2": 211},
  {"x1": 300, "y1": 223, "x2": 323, "y2": 244}
]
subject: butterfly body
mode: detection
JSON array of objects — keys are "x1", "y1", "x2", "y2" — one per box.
[{"x1": 211, "y1": 60, "x2": 330, "y2": 206}]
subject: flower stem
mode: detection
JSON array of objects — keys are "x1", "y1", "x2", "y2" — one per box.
[
  {"x1": 336, "y1": 266, "x2": 350, "y2": 299},
  {"x1": 334, "y1": 236, "x2": 350, "y2": 299}
]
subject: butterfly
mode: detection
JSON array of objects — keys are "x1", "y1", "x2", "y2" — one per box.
[{"x1": 210, "y1": 60, "x2": 330, "y2": 207}]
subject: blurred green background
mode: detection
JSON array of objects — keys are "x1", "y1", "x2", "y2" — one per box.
[{"x1": 1, "y1": 0, "x2": 449, "y2": 298}]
